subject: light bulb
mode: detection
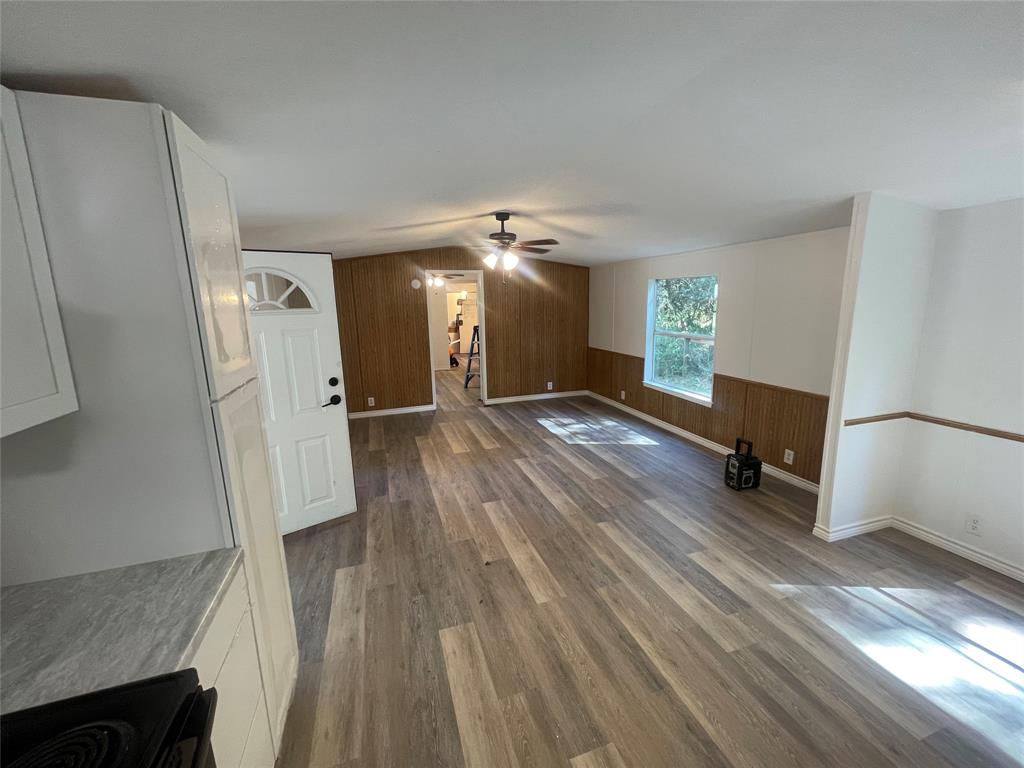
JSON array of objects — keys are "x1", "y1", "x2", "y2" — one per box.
[
  {"x1": 502, "y1": 251, "x2": 519, "y2": 271},
  {"x1": 483, "y1": 252, "x2": 499, "y2": 270},
  {"x1": 435, "y1": 277, "x2": 445, "y2": 287},
  {"x1": 426, "y1": 276, "x2": 435, "y2": 287}
]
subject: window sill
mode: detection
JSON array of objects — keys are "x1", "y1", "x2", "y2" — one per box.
[{"x1": 642, "y1": 380, "x2": 713, "y2": 408}]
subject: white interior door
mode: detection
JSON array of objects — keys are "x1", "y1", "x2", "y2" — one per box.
[{"x1": 242, "y1": 250, "x2": 356, "y2": 534}]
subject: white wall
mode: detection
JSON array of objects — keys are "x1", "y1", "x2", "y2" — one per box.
[
  {"x1": 428, "y1": 287, "x2": 450, "y2": 370},
  {"x1": 913, "y1": 200, "x2": 1023, "y2": 432},
  {"x1": 590, "y1": 227, "x2": 849, "y2": 396},
  {"x1": 819, "y1": 196, "x2": 1023, "y2": 579},
  {"x1": 1, "y1": 92, "x2": 227, "y2": 585},
  {"x1": 900, "y1": 199, "x2": 1023, "y2": 571},
  {"x1": 824, "y1": 194, "x2": 937, "y2": 533}
]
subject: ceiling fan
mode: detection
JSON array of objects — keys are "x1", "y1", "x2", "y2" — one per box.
[{"x1": 478, "y1": 212, "x2": 559, "y2": 271}]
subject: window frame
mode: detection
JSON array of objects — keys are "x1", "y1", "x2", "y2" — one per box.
[
  {"x1": 243, "y1": 268, "x2": 319, "y2": 313},
  {"x1": 642, "y1": 275, "x2": 718, "y2": 407}
]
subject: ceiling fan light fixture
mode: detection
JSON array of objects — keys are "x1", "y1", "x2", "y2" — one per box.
[
  {"x1": 502, "y1": 251, "x2": 519, "y2": 271},
  {"x1": 434, "y1": 276, "x2": 445, "y2": 287},
  {"x1": 483, "y1": 252, "x2": 499, "y2": 270},
  {"x1": 426, "y1": 276, "x2": 435, "y2": 287}
]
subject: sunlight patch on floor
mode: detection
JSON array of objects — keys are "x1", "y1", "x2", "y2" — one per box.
[
  {"x1": 794, "y1": 585, "x2": 1024, "y2": 765},
  {"x1": 538, "y1": 417, "x2": 658, "y2": 445}
]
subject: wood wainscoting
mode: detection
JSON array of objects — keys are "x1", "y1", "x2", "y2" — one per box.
[
  {"x1": 333, "y1": 247, "x2": 589, "y2": 412},
  {"x1": 587, "y1": 347, "x2": 829, "y2": 483}
]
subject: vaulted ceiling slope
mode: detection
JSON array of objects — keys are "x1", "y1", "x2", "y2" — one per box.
[{"x1": 2, "y1": 2, "x2": 1021, "y2": 265}]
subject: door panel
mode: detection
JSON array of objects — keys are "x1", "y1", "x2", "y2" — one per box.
[
  {"x1": 283, "y1": 329, "x2": 323, "y2": 414},
  {"x1": 165, "y1": 113, "x2": 254, "y2": 400},
  {"x1": 242, "y1": 251, "x2": 357, "y2": 535},
  {"x1": 298, "y1": 436, "x2": 335, "y2": 507}
]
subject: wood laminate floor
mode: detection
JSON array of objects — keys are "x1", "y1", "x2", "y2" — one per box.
[{"x1": 278, "y1": 369, "x2": 1024, "y2": 768}]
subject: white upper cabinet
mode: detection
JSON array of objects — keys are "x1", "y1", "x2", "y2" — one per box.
[
  {"x1": 1, "y1": 88, "x2": 77, "y2": 436},
  {"x1": 164, "y1": 113, "x2": 254, "y2": 401}
]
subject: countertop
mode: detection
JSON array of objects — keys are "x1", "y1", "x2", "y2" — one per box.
[{"x1": 0, "y1": 547, "x2": 243, "y2": 714}]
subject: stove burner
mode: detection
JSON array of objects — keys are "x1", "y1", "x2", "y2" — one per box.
[{"x1": 8, "y1": 720, "x2": 135, "y2": 768}]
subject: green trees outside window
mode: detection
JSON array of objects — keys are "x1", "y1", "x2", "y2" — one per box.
[{"x1": 649, "y1": 276, "x2": 718, "y2": 398}]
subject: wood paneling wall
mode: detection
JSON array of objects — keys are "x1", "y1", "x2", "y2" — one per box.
[
  {"x1": 333, "y1": 247, "x2": 588, "y2": 412},
  {"x1": 587, "y1": 347, "x2": 829, "y2": 483}
]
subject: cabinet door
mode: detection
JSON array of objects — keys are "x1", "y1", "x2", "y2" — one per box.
[
  {"x1": 214, "y1": 379, "x2": 298, "y2": 749},
  {"x1": 0, "y1": 88, "x2": 77, "y2": 436},
  {"x1": 209, "y1": 606, "x2": 262, "y2": 768},
  {"x1": 240, "y1": 694, "x2": 276, "y2": 768},
  {"x1": 164, "y1": 112, "x2": 254, "y2": 401}
]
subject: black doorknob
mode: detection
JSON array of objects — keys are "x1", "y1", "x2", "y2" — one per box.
[
  {"x1": 328, "y1": 376, "x2": 339, "y2": 387},
  {"x1": 322, "y1": 394, "x2": 342, "y2": 407}
]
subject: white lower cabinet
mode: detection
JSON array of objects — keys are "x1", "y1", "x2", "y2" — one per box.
[
  {"x1": 187, "y1": 561, "x2": 276, "y2": 768},
  {"x1": 241, "y1": 694, "x2": 276, "y2": 768}
]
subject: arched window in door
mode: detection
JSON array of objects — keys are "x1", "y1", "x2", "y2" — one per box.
[{"x1": 244, "y1": 269, "x2": 318, "y2": 312}]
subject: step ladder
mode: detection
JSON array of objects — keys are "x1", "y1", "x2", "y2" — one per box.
[{"x1": 463, "y1": 324, "x2": 480, "y2": 389}]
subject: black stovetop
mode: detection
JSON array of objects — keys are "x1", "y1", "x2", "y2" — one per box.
[{"x1": 1, "y1": 669, "x2": 206, "y2": 768}]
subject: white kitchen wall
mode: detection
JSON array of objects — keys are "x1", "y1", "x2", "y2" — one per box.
[
  {"x1": 589, "y1": 227, "x2": 849, "y2": 396},
  {"x1": 1, "y1": 93, "x2": 228, "y2": 585},
  {"x1": 818, "y1": 196, "x2": 1023, "y2": 579}
]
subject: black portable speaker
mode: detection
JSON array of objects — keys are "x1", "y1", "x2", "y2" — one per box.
[{"x1": 724, "y1": 438, "x2": 761, "y2": 491}]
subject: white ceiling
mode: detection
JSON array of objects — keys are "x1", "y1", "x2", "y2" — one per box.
[{"x1": 2, "y1": 2, "x2": 1021, "y2": 265}]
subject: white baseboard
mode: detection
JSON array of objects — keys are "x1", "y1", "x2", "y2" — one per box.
[
  {"x1": 586, "y1": 391, "x2": 820, "y2": 495},
  {"x1": 483, "y1": 390, "x2": 589, "y2": 405},
  {"x1": 813, "y1": 515, "x2": 1023, "y2": 583},
  {"x1": 348, "y1": 403, "x2": 436, "y2": 419},
  {"x1": 760, "y1": 464, "x2": 820, "y2": 494},
  {"x1": 812, "y1": 516, "x2": 892, "y2": 542},
  {"x1": 889, "y1": 517, "x2": 1024, "y2": 583}
]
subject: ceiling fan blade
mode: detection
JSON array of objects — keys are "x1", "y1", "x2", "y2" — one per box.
[
  {"x1": 514, "y1": 238, "x2": 559, "y2": 247},
  {"x1": 374, "y1": 212, "x2": 492, "y2": 232},
  {"x1": 515, "y1": 246, "x2": 551, "y2": 254}
]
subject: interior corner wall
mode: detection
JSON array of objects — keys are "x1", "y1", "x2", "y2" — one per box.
[
  {"x1": 899, "y1": 199, "x2": 1023, "y2": 572},
  {"x1": 821, "y1": 195, "x2": 1023, "y2": 578},
  {"x1": 825, "y1": 194, "x2": 937, "y2": 533}
]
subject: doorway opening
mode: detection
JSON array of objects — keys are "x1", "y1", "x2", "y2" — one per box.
[{"x1": 425, "y1": 269, "x2": 486, "y2": 408}]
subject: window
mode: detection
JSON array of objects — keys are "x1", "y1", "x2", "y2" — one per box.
[
  {"x1": 645, "y1": 275, "x2": 718, "y2": 402},
  {"x1": 244, "y1": 269, "x2": 316, "y2": 312}
]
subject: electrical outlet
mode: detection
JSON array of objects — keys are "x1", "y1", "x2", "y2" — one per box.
[
  {"x1": 367, "y1": 396, "x2": 375, "y2": 407},
  {"x1": 965, "y1": 515, "x2": 982, "y2": 537},
  {"x1": 783, "y1": 449, "x2": 795, "y2": 465},
  {"x1": 620, "y1": 389, "x2": 626, "y2": 401},
  {"x1": 547, "y1": 381, "x2": 553, "y2": 391}
]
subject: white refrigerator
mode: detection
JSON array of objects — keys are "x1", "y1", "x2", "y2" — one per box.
[{"x1": 0, "y1": 91, "x2": 297, "y2": 746}]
